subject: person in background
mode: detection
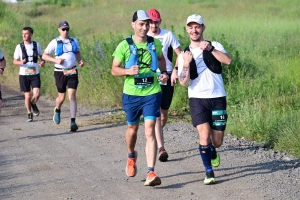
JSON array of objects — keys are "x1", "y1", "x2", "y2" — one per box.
[
  {"x1": 13, "y1": 27, "x2": 45, "y2": 122},
  {"x1": 42, "y1": 20, "x2": 84, "y2": 132},
  {"x1": 147, "y1": 8, "x2": 181, "y2": 162},
  {"x1": 0, "y1": 50, "x2": 6, "y2": 113},
  {"x1": 176, "y1": 14, "x2": 232, "y2": 185}
]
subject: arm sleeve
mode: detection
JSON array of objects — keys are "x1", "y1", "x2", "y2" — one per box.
[
  {"x1": 169, "y1": 32, "x2": 180, "y2": 49},
  {"x1": 212, "y1": 41, "x2": 227, "y2": 54}
]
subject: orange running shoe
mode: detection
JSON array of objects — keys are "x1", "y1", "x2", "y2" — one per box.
[
  {"x1": 158, "y1": 147, "x2": 169, "y2": 162},
  {"x1": 125, "y1": 151, "x2": 138, "y2": 177},
  {"x1": 144, "y1": 171, "x2": 161, "y2": 186}
]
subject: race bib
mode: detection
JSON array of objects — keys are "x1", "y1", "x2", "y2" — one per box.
[
  {"x1": 63, "y1": 68, "x2": 77, "y2": 76},
  {"x1": 25, "y1": 66, "x2": 37, "y2": 75},
  {"x1": 134, "y1": 73, "x2": 154, "y2": 88}
]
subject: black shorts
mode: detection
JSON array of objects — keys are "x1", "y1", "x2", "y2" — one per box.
[
  {"x1": 189, "y1": 97, "x2": 228, "y2": 131},
  {"x1": 19, "y1": 74, "x2": 41, "y2": 92},
  {"x1": 160, "y1": 72, "x2": 174, "y2": 110},
  {"x1": 54, "y1": 70, "x2": 79, "y2": 93}
]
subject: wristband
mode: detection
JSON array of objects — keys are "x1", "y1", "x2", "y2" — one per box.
[
  {"x1": 161, "y1": 70, "x2": 167, "y2": 75},
  {"x1": 174, "y1": 67, "x2": 178, "y2": 70},
  {"x1": 0, "y1": 68, "x2": 4, "y2": 71},
  {"x1": 208, "y1": 46, "x2": 215, "y2": 53},
  {"x1": 78, "y1": 59, "x2": 82, "y2": 63}
]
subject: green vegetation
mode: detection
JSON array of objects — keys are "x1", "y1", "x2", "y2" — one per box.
[{"x1": 0, "y1": 0, "x2": 299, "y2": 157}]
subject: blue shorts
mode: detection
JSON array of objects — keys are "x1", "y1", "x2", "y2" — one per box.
[{"x1": 122, "y1": 92, "x2": 162, "y2": 124}]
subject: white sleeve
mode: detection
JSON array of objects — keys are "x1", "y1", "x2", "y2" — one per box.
[
  {"x1": 212, "y1": 41, "x2": 227, "y2": 54},
  {"x1": 37, "y1": 42, "x2": 43, "y2": 56},
  {"x1": 177, "y1": 52, "x2": 184, "y2": 76},
  {"x1": 13, "y1": 44, "x2": 21, "y2": 60},
  {"x1": 169, "y1": 31, "x2": 180, "y2": 49},
  {"x1": 44, "y1": 39, "x2": 57, "y2": 55},
  {"x1": 73, "y1": 37, "x2": 80, "y2": 51}
]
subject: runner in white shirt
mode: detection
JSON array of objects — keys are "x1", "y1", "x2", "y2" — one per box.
[
  {"x1": 42, "y1": 20, "x2": 84, "y2": 132},
  {"x1": 0, "y1": 50, "x2": 6, "y2": 113},
  {"x1": 13, "y1": 27, "x2": 45, "y2": 122},
  {"x1": 147, "y1": 8, "x2": 181, "y2": 162},
  {"x1": 176, "y1": 14, "x2": 232, "y2": 185}
]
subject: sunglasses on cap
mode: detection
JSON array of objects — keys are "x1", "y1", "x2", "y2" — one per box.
[{"x1": 61, "y1": 28, "x2": 69, "y2": 31}]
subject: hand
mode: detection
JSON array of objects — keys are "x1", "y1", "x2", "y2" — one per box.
[
  {"x1": 55, "y1": 58, "x2": 65, "y2": 65},
  {"x1": 39, "y1": 60, "x2": 45, "y2": 67},
  {"x1": 170, "y1": 69, "x2": 178, "y2": 86},
  {"x1": 158, "y1": 73, "x2": 168, "y2": 84},
  {"x1": 183, "y1": 51, "x2": 193, "y2": 65},
  {"x1": 78, "y1": 60, "x2": 84, "y2": 67},
  {"x1": 127, "y1": 65, "x2": 139, "y2": 75},
  {"x1": 199, "y1": 40, "x2": 213, "y2": 51},
  {"x1": 21, "y1": 59, "x2": 27, "y2": 65}
]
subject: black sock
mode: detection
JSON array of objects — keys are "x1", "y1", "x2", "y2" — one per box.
[
  {"x1": 71, "y1": 118, "x2": 75, "y2": 123},
  {"x1": 55, "y1": 108, "x2": 61, "y2": 113}
]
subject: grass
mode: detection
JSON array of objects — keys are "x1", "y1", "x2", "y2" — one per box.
[{"x1": 0, "y1": 0, "x2": 300, "y2": 157}]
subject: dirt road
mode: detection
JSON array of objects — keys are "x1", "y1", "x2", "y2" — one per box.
[{"x1": 0, "y1": 85, "x2": 299, "y2": 200}]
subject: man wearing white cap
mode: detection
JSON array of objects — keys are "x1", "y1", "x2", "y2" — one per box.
[
  {"x1": 111, "y1": 10, "x2": 167, "y2": 186},
  {"x1": 176, "y1": 14, "x2": 232, "y2": 185}
]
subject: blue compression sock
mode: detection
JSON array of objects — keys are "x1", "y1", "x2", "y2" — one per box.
[
  {"x1": 210, "y1": 142, "x2": 217, "y2": 159},
  {"x1": 199, "y1": 144, "x2": 213, "y2": 173}
]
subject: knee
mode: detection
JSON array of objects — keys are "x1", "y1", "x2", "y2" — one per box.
[
  {"x1": 212, "y1": 140, "x2": 223, "y2": 148},
  {"x1": 127, "y1": 124, "x2": 138, "y2": 135},
  {"x1": 145, "y1": 127, "x2": 155, "y2": 139},
  {"x1": 69, "y1": 93, "x2": 76, "y2": 101}
]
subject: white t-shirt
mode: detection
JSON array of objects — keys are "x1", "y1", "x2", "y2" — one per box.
[
  {"x1": 149, "y1": 28, "x2": 180, "y2": 72},
  {"x1": 13, "y1": 42, "x2": 43, "y2": 75},
  {"x1": 44, "y1": 36, "x2": 80, "y2": 71},
  {"x1": 178, "y1": 41, "x2": 228, "y2": 98}
]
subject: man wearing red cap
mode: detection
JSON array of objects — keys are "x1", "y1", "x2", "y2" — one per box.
[{"x1": 147, "y1": 8, "x2": 181, "y2": 162}]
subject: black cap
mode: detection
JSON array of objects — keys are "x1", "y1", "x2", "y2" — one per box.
[{"x1": 58, "y1": 21, "x2": 70, "y2": 29}]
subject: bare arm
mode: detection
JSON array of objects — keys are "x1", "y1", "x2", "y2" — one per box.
[
  {"x1": 42, "y1": 52, "x2": 64, "y2": 65},
  {"x1": 111, "y1": 58, "x2": 138, "y2": 77},
  {"x1": 178, "y1": 51, "x2": 193, "y2": 86},
  {"x1": 200, "y1": 41, "x2": 232, "y2": 65},
  {"x1": 157, "y1": 54, "x2": 166, "y2": 72},
  {"x1": 170, "y1": 46, "x2": 182, "y2": 85},
  {"x1": 75, "y1": 51, "x2": 84, "y2": 67},
  {"x1": 13, "y1": 58, "x2": 26, "y2": 66}
]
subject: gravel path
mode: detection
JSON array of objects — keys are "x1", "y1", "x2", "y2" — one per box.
[{"x1": 0, "y1": 85, "x2": 299, "y2": 200}]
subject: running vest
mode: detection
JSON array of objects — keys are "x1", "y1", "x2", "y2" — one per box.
[
  {"x1": 124, "y1": 36, "x2": 158, "y2": 72},
  {"x1": 185, "y1": 41, "x2": 222, "y2": 80},
  {"x1": 20, "y1": 41, "x2": 38, "y2": 64},
  {"x1": 55, "y1": 36, "x2": 79, "y2": 56}
]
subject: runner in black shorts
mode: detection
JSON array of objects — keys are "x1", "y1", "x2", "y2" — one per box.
[
  {"x1": 13, "y1": 27, "x2": 45, "y2": 122},
  {"x1": 42, "y1": 20, "x2": 84, "y2": 132},
  {"x1": 0, "y1": 52, "x2": 6, "y2": 113},
  {"x1": 147, "y1": 8, "x2": 181, "y2": 162},
  {"x1": 177, "y1": 14, "x2": 232, "y2": 185}
]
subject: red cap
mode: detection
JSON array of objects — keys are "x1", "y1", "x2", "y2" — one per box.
[{"x1": 147, "y1": 8, "x2": 161, "y2": 22}]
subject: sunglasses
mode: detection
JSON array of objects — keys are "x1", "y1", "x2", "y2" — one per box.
[{"x1": 62, "y1": 28, "x2": 69, "y2": 31}]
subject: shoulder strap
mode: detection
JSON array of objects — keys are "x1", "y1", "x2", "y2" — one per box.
[
  {"x1": 147, "y1": 35, "x2": 154, "y2": 44},
  {"x1": 184, "y1": 46, "x2": 198, "y2": 80},
  {"x1": 32, "y1": 41, "x2": 38, "y2": 63},
  {"x1": 20, "y1": 42, "x2": 29, "y2": 63}
]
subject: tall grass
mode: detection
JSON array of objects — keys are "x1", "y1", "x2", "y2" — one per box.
[{"x1": 0, "y1": 0, "x2": 300, "y2": 157}]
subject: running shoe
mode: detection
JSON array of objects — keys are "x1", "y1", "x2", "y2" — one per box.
[
  {"x1": 27, "y1": 113, "x2": 33, "y2": 122},
  {"x1": 31, "y1": 103, "x2": 40, "y2": 116},
  {"x1": 70, "y1": 121, "x2": 78, "y2": 132},
  {"x1": 211, "y1": 151, "x2": 220, "y2": 167},
  {"x1": 158, "y1": 147, "x2": 169, "y2": 162},
  {"x1": 204, "y1": 171, "x2": 216, "y2": 185},
  {"x1": 125, "y1": 151, "x2": 138, "y2": 177},
  {"x1": 53, "y1": 107, "x2": 60, "y2": 124},
  {"x1": 144, "y1": 171, "x2": 161, "y2": 186}
]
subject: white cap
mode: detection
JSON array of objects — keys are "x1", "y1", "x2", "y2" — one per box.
[{"x1": 186, "y1": 14, "x2": 204, "y2": 25}]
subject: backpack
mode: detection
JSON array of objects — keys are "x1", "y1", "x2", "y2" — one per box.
[
  {"x1": 185, "y1": 41, "x2": 222, "y2": 80},
  {"x1": 20, "y1": 41, "x2": 38, "y2": 64}
]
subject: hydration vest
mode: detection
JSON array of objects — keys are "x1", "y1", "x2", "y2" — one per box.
[
  {"x1": 185, "y1": 41, "x2": 222, "y2": 80},
  {"x1": 55, "y1": 36, "x2": 79, "y2": 56},
  {"x1": 124, "y1": 36, "x2": 158, "y2": 72},
  {"x1": 20, "y1": 41, "x2": 38, "y2": 64}
]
